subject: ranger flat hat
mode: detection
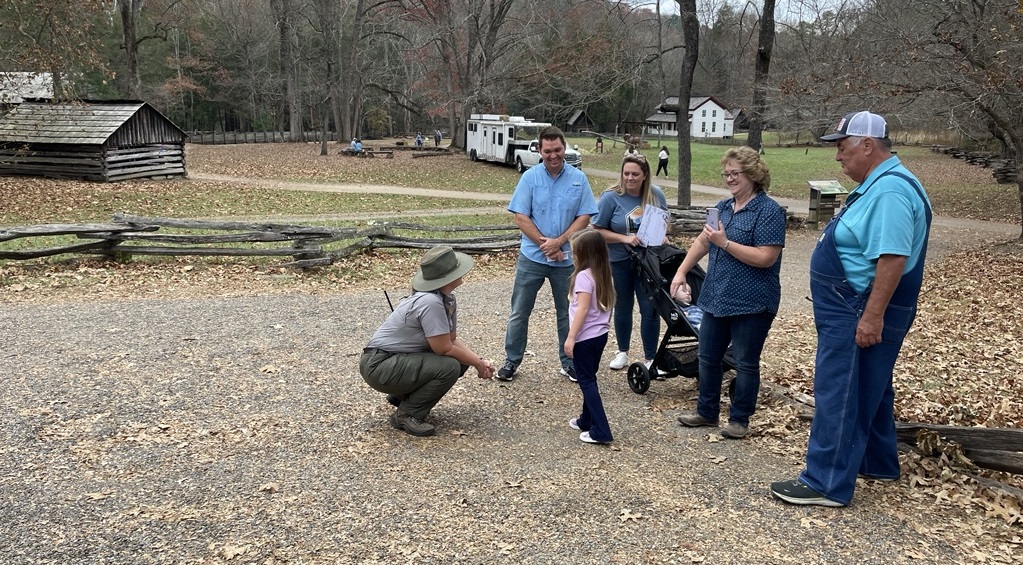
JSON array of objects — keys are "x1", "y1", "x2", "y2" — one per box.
[{"x1": 411, "y1": 245, "x2": 474, "y2": 291}]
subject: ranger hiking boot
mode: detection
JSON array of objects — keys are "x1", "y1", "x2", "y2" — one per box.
[{"x1": 389, "y1": 410, "x2": 436, "y2": 437}]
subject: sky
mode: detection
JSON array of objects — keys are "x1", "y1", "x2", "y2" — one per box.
[{"x1": 629, "y1": 0, "x2": 847, "y2": 22}]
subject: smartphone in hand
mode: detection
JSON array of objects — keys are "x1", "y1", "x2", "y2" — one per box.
[{"x1": 706, "y1": 207, "x2": 719, "y2": 228}]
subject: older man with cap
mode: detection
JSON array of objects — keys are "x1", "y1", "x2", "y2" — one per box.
[
  {"x1": 771, "y1": 111, "x2": 931, "y2": 506},
  {"x1": 360, "y1": 245, "x2": 495, "y2": 436}
]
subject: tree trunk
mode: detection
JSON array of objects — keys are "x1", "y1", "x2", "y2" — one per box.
[
  {"x1": 746, "y1": 0, "x2": 776, "y2": 152},
  {"x1": 1016, "y1": 143, "x2": 1023, "y2": 240},
  {"x1": 675, "y1": 0, "x2": 699, "y2": 209},
  {"x1": 118, "y1": 0, "x2": 143, "y2": 99},
  {"x1": 448, "y1": 102, "x2": 459, "y2": 150},
  {"x1": 270, "y1": 0, "x2": 302, "y2": 141},
  {"x1": 49, "y1": 64, "x2": 65, "y2": 100},
  {"x1": 320, "y1": 100, "x2": 330, "y2": 156},
  {"x1": 339, "y1": 0, "x2": 367, "y2": 141}
]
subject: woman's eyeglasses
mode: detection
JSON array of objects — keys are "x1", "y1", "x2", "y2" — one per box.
[{"x1": 720, "y1": 171, "x2": 742, "y2": 180}]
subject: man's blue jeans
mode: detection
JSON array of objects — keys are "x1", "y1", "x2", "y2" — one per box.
[
  {"x1": 610, "y1": 258, "x2": 660, "y2": 360},
  {"x1": 695, "y1": 310, "x2": 775, "y2": 427},
  {"x1": 504, "y1": 252, "x2": 572, "y2": 369}
]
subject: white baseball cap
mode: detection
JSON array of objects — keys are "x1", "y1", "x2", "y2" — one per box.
[{"x1": 821, "y1": 111, "x2": 888, "y2": 141}]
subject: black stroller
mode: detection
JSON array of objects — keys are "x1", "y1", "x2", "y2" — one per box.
[{"x1": 624, "y1": 244, "x2": 735, "y2": 394}]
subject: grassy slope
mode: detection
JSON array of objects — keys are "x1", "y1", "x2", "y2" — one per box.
[{"x1": 0, "y1": 141, "x2": 1018, "y2": 227}]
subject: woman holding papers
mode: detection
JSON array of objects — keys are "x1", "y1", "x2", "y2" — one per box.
[
  {"x1": 668, "y1": 146, "x2": 786, "y2": 439},
  {"x1": 593, "y1": 153, "x2": 669, "y2": 373}
]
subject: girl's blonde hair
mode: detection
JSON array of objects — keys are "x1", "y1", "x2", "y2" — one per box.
[
  {"x1": 721, "y1": 146, "x2": 771, "y2": 192},
  {"x1": 608, "y1": 153, "x2": 656, "y2": 210},
  {"x1": 568, "y1": 230, "x2": 615, "y2": 311}
]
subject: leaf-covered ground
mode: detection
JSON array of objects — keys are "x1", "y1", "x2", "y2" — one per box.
[
  {"x1": 1, "y1": 144, "x2": 1022, "y2": 562},
  {"x1": 2, "y1": 245, "x2": 1021, "y2": 563}
]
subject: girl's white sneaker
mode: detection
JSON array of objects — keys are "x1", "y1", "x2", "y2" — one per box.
[{"x1": 579, "y1": 431, "x2": 609, "y2": 444}]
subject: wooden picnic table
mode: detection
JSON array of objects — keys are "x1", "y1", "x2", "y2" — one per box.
[{"x1": 339, "y1": 148, "x2": 393, "y2": 158}]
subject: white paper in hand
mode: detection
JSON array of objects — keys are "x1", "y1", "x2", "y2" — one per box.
[{"x1": 636, "y1": 205, "x2": 669, "y2": 247}]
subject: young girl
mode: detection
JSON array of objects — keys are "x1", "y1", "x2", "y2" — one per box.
[{"x1": 564, "y1": 230, "x2": 616, "y2": 444}]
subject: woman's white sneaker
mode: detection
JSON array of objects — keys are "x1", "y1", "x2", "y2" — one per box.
[
  {"x1": 645, "y1": 359, "x2": 666, "y2": 380},
  {"x1": 609, "y1": 351, "x2": 629, "y2": 370}
]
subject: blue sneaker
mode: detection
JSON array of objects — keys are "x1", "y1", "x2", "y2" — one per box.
[{"x1": 495, "y1": 360, "x2": 517, "y2": 381}]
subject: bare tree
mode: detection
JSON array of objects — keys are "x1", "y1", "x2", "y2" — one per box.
[
  {"x1": 309, "y1": 0, "x2": 348, "y2": 142},
  {"x1": 676, "y1": 0, "x2": 700, "y2": 208},
  {"x1": 183, "y1": 0, "x2": 279, "y2": 132},
  {"x1": 399, "y1": 0, "x2": 519, "y2": 149},
  {"x1": 745, "y1": 0, "x2": 775, "y2": 151},
  {"x1": 866, "y1": 0, "x2": 1023, "y2": 238},
  {"x1": 0, "y1": 0, "x2": 109, "y2": 99},
  {"x1": 269, "y1": 0, "x2": 303, "y2": 140},
  {"x1": 517, "y1": 1, "x2": 656, "y2": 126},
  {"x1": 695, "y1": 2, "x2": 755, "y2": 108},
  {"x1": 116, "y1": 0, "x2": 186, "y2": 100},
  {"x1": 767, "y1": 1, "x2": 873, "y2": 140}
]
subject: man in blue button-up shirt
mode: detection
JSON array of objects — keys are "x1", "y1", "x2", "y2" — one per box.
[{"x1": 495, "y1": 126, "x2": 598, "y2": 381}]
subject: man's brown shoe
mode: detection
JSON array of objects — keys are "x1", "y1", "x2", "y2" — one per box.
[
  {"x1": 677, "y1": 411, "x2": 719, "y2": 428},
  {"x1": 720, "y1": 421, "x2": 748, "y2": 439},
  {"x1": 389, "y1": 410, "x2": 436, "y2": 437}
]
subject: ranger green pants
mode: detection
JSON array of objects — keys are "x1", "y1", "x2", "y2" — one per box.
[{"x1": 359, "y1": 348, "x2": 468, "y2": 419}]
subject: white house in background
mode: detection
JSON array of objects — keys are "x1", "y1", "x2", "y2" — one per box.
[
  {"x1": 0, "y1": 72, "x2": 54, "y2": 104},
  {"x1": 645, "y1": 96, "x2": 735, "y2": 139}
]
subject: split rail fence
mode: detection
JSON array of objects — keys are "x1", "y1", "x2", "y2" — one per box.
[
  {"x1": 0, "y1": 210, "x2": 716, "y2": 268},
  {"x1": 767, "y1": 381, "x2": 1023, "y2": 478},
  {"x1": 0, "y1": 214, "x2": 524, "y2": 268}
]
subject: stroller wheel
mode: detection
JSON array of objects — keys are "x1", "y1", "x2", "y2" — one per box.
[{"x1": 627, "y1": 363, "x2": 651, "y2": 394}]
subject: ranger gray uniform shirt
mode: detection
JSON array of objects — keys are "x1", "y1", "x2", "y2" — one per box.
[{"x1": 366, "y1": 291, "x2": 456, "y2": 353}]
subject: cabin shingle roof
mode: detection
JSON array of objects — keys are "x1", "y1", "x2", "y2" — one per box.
[{"x1": 0, "y1": 101, "x2": 147, "y2": 144}]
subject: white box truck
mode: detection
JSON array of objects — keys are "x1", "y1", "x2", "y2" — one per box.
[{"x1": 465, "y1": 113, "x2": 582, "y2": 173}]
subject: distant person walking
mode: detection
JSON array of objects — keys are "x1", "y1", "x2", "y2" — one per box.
[
  {"x1": 656, "y1": 146, "x2": 670, "y2": 177},
  {"x1": 595, "y1": 135, "x2": 604, "y2": 154},
  {"x1": 415, "y1": 132, "x2": 423, "y2": 147},
  {"x1": 434, "y1": 129, "x2": 442, "y2": 147},
  {"x1": 564, "y1": 230, "x2": 615, "y2": 444}
]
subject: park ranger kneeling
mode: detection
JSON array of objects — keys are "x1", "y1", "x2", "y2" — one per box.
[{"x1": 359, "y1": 245, "x2": 495, "y2": 436}]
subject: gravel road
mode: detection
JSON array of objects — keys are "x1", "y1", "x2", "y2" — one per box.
[
  {"x1": 3, "y1": 220, "x2": 1020, "y2": 564},
  {"x1": 2, "y1": 171, "x2": 1019, "y2": 563}
]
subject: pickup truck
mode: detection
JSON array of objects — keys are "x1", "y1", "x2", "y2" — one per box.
[{"x1": 513, "y1": 141, "x2": 583, "y2": 173}]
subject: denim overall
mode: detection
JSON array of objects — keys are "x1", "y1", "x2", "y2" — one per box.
[{"x1": 800, "y1": 172, "x2": 931, "y2": 505}]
